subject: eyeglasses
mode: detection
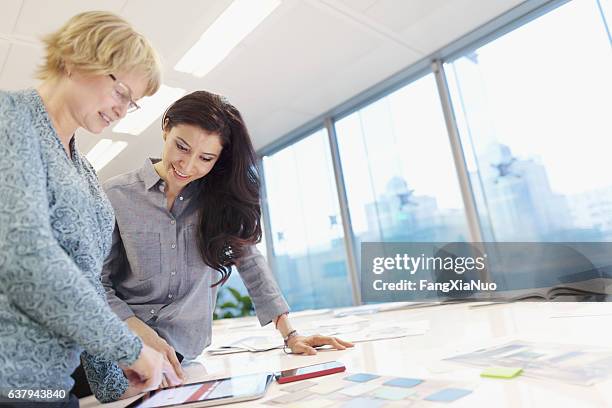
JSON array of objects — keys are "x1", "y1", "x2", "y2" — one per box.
[{"x1": 109, "y1": 74, "x2": 140, "y2": 113}]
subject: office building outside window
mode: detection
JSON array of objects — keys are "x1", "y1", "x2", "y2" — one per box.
[
  {"x1": 446, "y1": 0, "x2": 612, "y2": 242},
  {"x1": 335, "y1": 73, "x2": 471, "y2": 258},
  {"x1": 262, "y1": 130, "x2": 353, "y2": 310}
]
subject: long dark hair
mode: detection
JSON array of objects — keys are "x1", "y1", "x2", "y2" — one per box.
[{"x1": 162, "y1": 91, "x2": 262, "y2": 286}]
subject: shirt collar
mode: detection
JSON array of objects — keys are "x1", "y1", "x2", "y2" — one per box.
[
  {"x1": 142, "y1": 158, "x2": 163, "y2": 190},
  {"x1": 140, "y1": 158, "x2": 200, "y2": 198}
]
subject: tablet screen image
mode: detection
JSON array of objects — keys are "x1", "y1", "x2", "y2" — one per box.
[{"x1": 126, "y1": 373, "x2": 273, "y2": 408}]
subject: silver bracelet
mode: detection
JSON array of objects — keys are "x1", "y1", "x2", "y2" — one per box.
[{"x1": 283, "y1": 329, "x2": 299, "y2": 346}]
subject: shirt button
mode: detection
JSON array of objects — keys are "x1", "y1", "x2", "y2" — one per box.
[
  {"x1": 150, "y1": 309, "x2": 155, "y2": 314},
  {"x1": 171, "y1": 243, "x2": 176, "y2": 249},
  {"x1": 179, "y1": 196, "x2": 184, "y2": 201},
  {"x1": 170, "y1": 220, "x2": 176, "y2": 225},
  {"x1": 171, "y1": 271, "x2": 176, "y2": 276},
  {"x1": 168, "y1": 294, "x2": 173, "y2": 299}
]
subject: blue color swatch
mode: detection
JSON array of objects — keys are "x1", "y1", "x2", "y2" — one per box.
[
  {"x1": 344, "y1": 373, "x2": 380, "y2": 383},
  {"x1": 425, "y1": 388, "x2": 473, "y2": 402},
  {"x1": 383, "y1": 377, "x2": 423, "y2": 388}
]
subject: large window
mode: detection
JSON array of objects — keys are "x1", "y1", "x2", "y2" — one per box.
[
  {"x1": 257, "y1": 0, "x2": 611, "y2": 307},
  {"x1": 446, "y1": 0, "x2": 612, "y2": 241},
  {"x1": 262, "y1": 130, "x2": 353, "y2": 310},
  {"x1": 335, "y1": 73, "x2": 471, "y2": 252}
]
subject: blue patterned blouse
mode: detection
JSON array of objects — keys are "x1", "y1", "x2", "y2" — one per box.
[{"x1": 0, "y1": 89, "x2": 142, "y2": 402}]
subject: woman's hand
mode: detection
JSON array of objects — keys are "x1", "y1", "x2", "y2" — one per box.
[
  {"x1": 125, "y1": 317, "x2": 185, "y2": 383},
  {"x1": 121, "y1": 344, "x2": 182, "y2": 398},
  {"x1": 286, "y1": 335, "x2": 354, "y2": 355}
]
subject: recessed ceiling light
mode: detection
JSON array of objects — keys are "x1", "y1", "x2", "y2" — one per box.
[
  {"x1": 113, "y1": 85, "x2": 186, "y2": 135},
  {"x1": 175, "y1": 0, "x2": 281, "y2": 77},
  {"x1": 86, "y1": 139, "x2": 128, "y2": 171}
]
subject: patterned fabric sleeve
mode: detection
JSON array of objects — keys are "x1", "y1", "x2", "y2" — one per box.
[
  {"x1": 0, "y1": 93, "x2": 142, "y2": 365},
  {"x1": 81, "y1": 352, "x2": 129, "y2": 403}
]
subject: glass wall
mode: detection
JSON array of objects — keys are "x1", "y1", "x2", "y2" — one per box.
[
  {"x1": 446, "y1": 0, "x2": 612, "y2": 241},
  {"x1": 335, "y1": 73, "x2": 471, "y2": 252},
  {"x1": 258, "y1": 0, "x2": 611, "y2": 307},
  {"x1": 262, "y1": 129, "x2": 353, "y2": 310}
]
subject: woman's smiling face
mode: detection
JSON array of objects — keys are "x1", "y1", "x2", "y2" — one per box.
[{"x1": 160, "y1": 123, "x2": 223, "y2": 190}]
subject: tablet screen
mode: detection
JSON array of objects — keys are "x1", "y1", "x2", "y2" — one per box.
[{"x1": 126, "y1": 373, "x2": 272, "y2": 408}]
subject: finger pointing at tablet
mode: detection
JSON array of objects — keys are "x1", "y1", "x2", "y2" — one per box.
[
  {"x1": 162, "y1": 358, "x2": 183, "y2": 387},
  {"x1": 124, "y1": 344, "x2": 165, "y2": 391}
]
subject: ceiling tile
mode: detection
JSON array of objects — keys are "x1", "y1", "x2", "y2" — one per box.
[
  {"x1": 0, "y1": 1, "x2": 24, "y2": 35},
  {"x1": 363, "y1": 0, "x2": 448, "y2": 34},
  {"x1": 0, "y1": 42, "x2": 42, "y2": 90},
  {"x1": 198, "y1": 1, "x2": 386, "y2": 136},
  {"x1": 396, "y1": 0, "x2": 525, "y2": 52},
  {"x1": 14, "y1": 0, "x2": 124, "y2": 38},
  {"x1": 289, "y1": 41, "x2": 421, "y2": 118},
  {"x1": 0, "y1": 40, "x2": 11, "y2": 75},
  {"x1": 121, "y1": 0, "x2": 233, "y2": 68},
  {"x1": 336, "y1": 0, "x2": 379, "y2": 12},
  {"x1": 250, "y1": 109, "x2": 315, "y2": 151}
]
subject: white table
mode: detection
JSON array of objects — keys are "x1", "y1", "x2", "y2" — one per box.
[{"x1": 80, "y1": 302, "x2": 612, "y2": 407}]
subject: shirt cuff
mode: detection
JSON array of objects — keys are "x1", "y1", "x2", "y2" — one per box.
[
  {"x1": 254, "y1": 294, "x2": 290, "y2": 327},
  {"x1": 114, "y1": 332, "x2": 143, "y2": 366}
]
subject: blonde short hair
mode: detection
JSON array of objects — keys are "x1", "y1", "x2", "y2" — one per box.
[{"x1": 37, "y1": 11, "x2": 161, "y2": 96}]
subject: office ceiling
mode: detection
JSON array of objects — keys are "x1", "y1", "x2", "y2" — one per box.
[{"x1": 0, "y1": 0, "x2": 524, "y2": 180}]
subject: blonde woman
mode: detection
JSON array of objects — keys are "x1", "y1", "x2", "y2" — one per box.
[{"x1": 0, "y1": 11, "x2": 180, "y2": 407}]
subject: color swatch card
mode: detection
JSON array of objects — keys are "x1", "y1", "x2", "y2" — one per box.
[
  {"x1": 339, "y1": 382, "x2": 380, "y2": 397},
  {"x1": 344, "y1": 373, "x2": 380, "y2": 383},
  {"x1": 370, "y1": 386, "x2": 416, "y2": 400},
  {"x1": 265, "y1": 370, "x2": 475, "y2": 407},
  {"x1": 425, "y1": 387, "x2": 473, "y2": 402}
]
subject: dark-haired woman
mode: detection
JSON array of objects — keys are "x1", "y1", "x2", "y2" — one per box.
[{"x1": 100, "y1": 91, "x2": 353, "y2": 392}]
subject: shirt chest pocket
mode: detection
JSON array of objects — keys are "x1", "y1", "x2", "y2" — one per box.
[
  {"x1": 184, "y1": 225, "x2": 204, "y2": 268},
  {"x1": 122, "y1": 232, "x2": 162, "y2": 280}
]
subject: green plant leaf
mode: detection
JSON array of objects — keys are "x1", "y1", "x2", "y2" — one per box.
[
  {"x1": 228, "y1": 287, "x2": 242, "y2": 301},
  {"x1": 242, "y1": 297, "x2": 253, "y2": 311}
]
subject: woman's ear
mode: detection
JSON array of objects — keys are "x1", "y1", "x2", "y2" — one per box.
[{"x1": 64, "y1": 62, "x2": 74, "y2": 78}]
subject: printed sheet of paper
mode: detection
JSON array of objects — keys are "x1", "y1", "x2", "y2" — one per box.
[{"x1": 446, "y1": 340, "x2": 612, "y2": 385}]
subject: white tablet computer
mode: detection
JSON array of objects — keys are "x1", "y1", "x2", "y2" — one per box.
[{"x1": 125, "y1": 373, "x2": 274, "y2": 408}]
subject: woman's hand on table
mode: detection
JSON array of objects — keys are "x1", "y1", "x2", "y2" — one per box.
[
  {"x1": 125, "y1": 316, "x2": 186, "y2": 384},
  {"x1": 286, "y1": 335, "x2": 354, "y2": 355}
]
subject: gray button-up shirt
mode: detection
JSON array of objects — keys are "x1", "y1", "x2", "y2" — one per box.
[{"x1": 102, "y1": 158, "x2": 289, "y2": 359}]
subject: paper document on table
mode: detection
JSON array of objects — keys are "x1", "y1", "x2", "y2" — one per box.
[
  {"x1": 446, "y1": 340, "x2": 612, "y2": 385},
  {"x1": 345, "y1": 321, "x2": 430, "y2": 343},
  {"x1": 207, "y1": 336, "x2": 282, "y2": 355},
  {"x1": 302, "y1": 317, "x2": 429, "y2": 343},
  {"x1": 290, "y1": 308, "x2": 332, "y2": 318},
  {"x1": 333, "y1": 302, "x2": 430, "y2": 317},
  {"x1": 208, "y1": 316, "x2": 429, "y2": 355}
]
